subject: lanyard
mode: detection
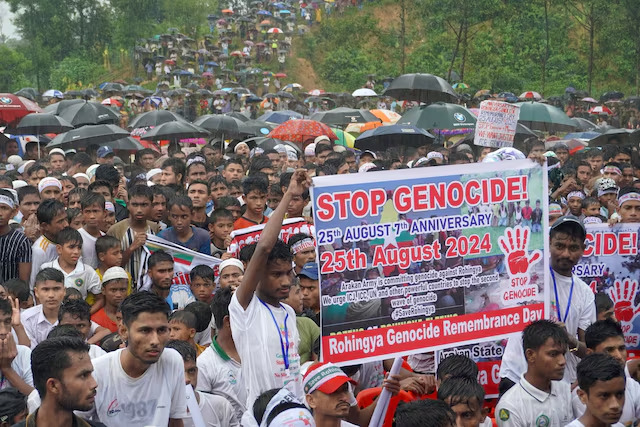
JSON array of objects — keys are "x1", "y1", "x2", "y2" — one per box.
[
  {"x1": 259, "y1": 299, "x2": 290, "y2": 371},
  {"x1": 550, "y1": 268, "x2": 574, "y2": 323}
]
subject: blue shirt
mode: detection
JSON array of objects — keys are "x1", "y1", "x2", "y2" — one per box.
[{"x1": 158, "y1": 226, "x2": 211, "y2": 255}]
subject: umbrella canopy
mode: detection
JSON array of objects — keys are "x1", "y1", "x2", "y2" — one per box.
[
  {"x1": 141, "y1": 121, "x2": 210, "y2": 141},
  {"x1": 355, "y1": 124, "x2": 435, "y2": 151},
  {"x1": 382, "y1": 73, "x2": 457, "y2": 104},
  {"x1": 518, "y1": 91, "x2": 542, "y2": 100},
  {"x1": 571, "y1": 117, "x2": 598, "y2": 131},
  {"x1": 563, "y1": 131, "x2": 601, "y2": 141},
  {"x1": 128, "y1": 110, "x2": 185, "y2": 129},
  {"x1": 106, "y1": 136, "x2": 146, "y2": 151},
  {"x1": 224, "y1": 112, "x2": 250, "y2": 122},
  {"x1": 268, "y1": 119, "x2": 338, "y2": 144},
  {"x1": 101, "y1": 83, "x2": 125, "y2": 93},
  {"x1": 462, "y1": 123, "x2": 539, "y2": 145},
  {"x1": 43, "y1": 89, "x2": 64, "y2": 99},
  {"x1": 42, "y1": 99, "x2": 84, "y2": 115},
  {"x1": 516, "y1": 102, "x2": 575, "y2": 132},
  {"x1": 581, "y1": 97, "x2": 598, "y2": 103},
  {"x1": 309, "y1": 107, "x2": 381, "y2": 126},
  {"x1": 15, "y1": 113, "x2": 74, "y2": 135},
  {"x1": 258, "y1": 110, "x2": 304, "y2": 124},
  {"x1": 352, "y1": 88, "x2": 377, "y2": 97},
  {"x1": 331, "y1": 128, "x2": 356, "y2": 148},
  {"x1": 588, "y1": 105, "x2": 614, "y2": 115},
  {"x1": 47, "y1": 124, "x2": 130, "y2": 148},
  {"x1": 370, "y1": 109, "x2": 402, "y2": 123},
  {"x1": 283, "y1": 83, "x2": 303, "y2": 92},
  {"x1": 267, "y1": 27, "x2": 283, "y2": 34},
  {"x1": 57, "y1": 101, "x2": 121, "y2": 127},
  {"x1": 251, "y1": 137, "x2": 302, "y2": 154},
  {"x1": 192, "y1": 115, "x2": 245, "y2": 137},
  {"x1": 398, "y1": 102, "x2": 476, "y2": 130},
  {"x1": 588, "y1": 128, "x2": 640, "y2": 147},
  {"x1": 14, "y1": 88, "x2": 39, "y2": 101},
  {"x1": 0, "y1": 94, "x2": 43, "y2": 125},
  {"x1": 240, "y1": 120, "x2": 276, "y2": 136}
]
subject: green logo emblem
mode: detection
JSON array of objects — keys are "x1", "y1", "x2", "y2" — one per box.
[
  {"x1": 75, "y1": 278, "x2": 84, "y2": 287},
  {"x1": 535, "y1": 415, "x2": 550, "y2": 427},
  {"x1": 498, "y1": 409, "x2": 510, "y2": 421}
]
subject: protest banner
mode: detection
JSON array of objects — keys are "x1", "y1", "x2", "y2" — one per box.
[
  {"x1": 474, "y1": 100, "x2": 520, "y2": 148},
  {"x1": 137, "y1": 234, "x2": 222, "y2": 290},
  {"x1": 574, "y1": 223, "x2": 640, "y2": 353},
  {"x1": 311, "y1": 159, "x2": 549, "y2": 365},
  {"x1": 227, "y1": 217, "x2": 314, "y2": 257}
]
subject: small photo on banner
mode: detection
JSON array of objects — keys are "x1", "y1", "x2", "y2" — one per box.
[
  {"x1": 473, "y1": 100, "x2": 520, "y2": 148},
  {"x1": 227, "y1": 217, "x2": 315, "y2": 257}
]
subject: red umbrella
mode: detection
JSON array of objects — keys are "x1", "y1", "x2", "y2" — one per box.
[
  {"x1": 275, "y1": 73, "x2": 287, "y2": 78},
  {"x1": 268, "y1": 119, "x2": 338, "y2": 144},
  {"x1": 230, "y1": 51, "x2": 244, "y2": 57},
  {"x1": 0, "y1": 94, "x2": 43, "y2": 125},
  {"x1": 588, "y1": 105, "x2": 614, "y2": 115}
]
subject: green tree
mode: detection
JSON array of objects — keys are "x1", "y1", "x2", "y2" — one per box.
[{"x1": 0, "y1": 45, "x2": 32, "y2": 92}]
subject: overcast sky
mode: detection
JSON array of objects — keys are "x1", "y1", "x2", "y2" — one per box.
[{"x1": 0, "y1": 2, "x2": 18, "y2": 40}]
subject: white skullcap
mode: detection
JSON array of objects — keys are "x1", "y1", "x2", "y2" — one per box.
[
  {"x1": 219, "y1": 258, "x2": 245, "y2": 274},
  {"x1": 304, "y1": 143, "x2": 316, "y2": 156}
]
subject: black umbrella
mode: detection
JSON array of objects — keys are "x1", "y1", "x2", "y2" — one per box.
[
  {"x1": 382, "y1": 73, "x2": 458, "y2": 104},
  {"x1": 588, "y1": 128, "x2": 640, "y2": 147},
  {"x1": 102, "y1": 83, "x2": 125, "y2": 93},
  {"x1": 240, "y1": 120, "x2": 276, "y2": 137},
  {"x1": 309, "y1": 107, "x2": 381, "y2": 126},
  {"x1": 276, "y1": 91, "x2": 295, "y2": 99},
  {"x1": 224, "y1": 112, "x2": 250, "y2": 122},
  {"x1": 15, "y1": 113, "x2": 74, "y2": 135},
  {"x1": 57, "y1": 101, "x2": 121, "y2": 127},
  {"x1": 128, "y1": 110, "x2": 185, "y2": 129},
  {"x1": 571, "y1": 117, "x2": 598, "y2": 131},
  {"x1": 192, "y1": 114, "x2": 245, "y2": 138},
  {"x1": 355, "y1": 124, "x2": 435, "y2": 151},
  {"x1": 251, "y1": 136, "x2": 302, "y2": 154},
  {"x1": 43, "y1": 99, "x2": 84, "y2": 115},
  {"x1": 14, "y1": 88, "x2": 39, "y2": 101},
  {"x1": 105, "y1": 136, "x2": 146, "y2": 151},
  {"x1": 46, "y1": 124, "x2": 130, "y2": 148},
  {"x1": 141, "y1": 121, "x2": 210, "y2": 141}
]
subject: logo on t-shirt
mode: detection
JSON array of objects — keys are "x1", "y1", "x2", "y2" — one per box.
[
  {"x1": 75, "y1": 278, "x2": 84, "y2": 288},
  {"x1": 535, "y1": 414, "x2": 550, "y2": 427},
  {"x1": 227, "y1": 370, "x2": 237, "y2": 385},
  {"x1": 107, "y1": 399, "x2": 122, "y2": 417},
  {"x1": 498, "y1": 408, "x2": 510, "y2": 421}
]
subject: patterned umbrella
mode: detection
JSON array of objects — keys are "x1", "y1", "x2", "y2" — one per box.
[
  {"x1": 518, "y1": 91, "x2": 542, "y2": 100},
  {"x1": 588, "y1": 105, "x2": 614, "y2": 115},
  {"x1": 370, "y1": 109, "x2": 402, "y2": 123},
  {"x1": 0, "y1": 94, "x2": 43, "y2": 125},
  {"x1": 268, "y1": 119, "x2": 337, "y2": 144}
]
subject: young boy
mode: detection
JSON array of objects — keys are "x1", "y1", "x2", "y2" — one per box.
[
  {"x1": 168, "y1": 310, "x2": 205, "y2": 356},
  {"x1": 21, "y1": 268, "x2": 66, "y2": 348},
  {"x1": 147, "y1": 250, "x2": 195, "y2": 310},
  {"x1": 16, "y1": 185, "x2": 40, "y2": 227},
  {"x1": 165, "y1": 340, "x2": 238, "y2": 426},
  {"x1": 568, "y1": 353, "x2": 626, "y2": 427},
  {"x1": 586, "y1": 149, "x2": 604, "y2": 174},
  {"x1": 190, "y1": 265, "x2": 215, "y2": 305},
  {"x1": 567, "y1": 191, "x2": 586, "y2": 218},
  {"x1": 158, "y1": 195, "x2": 211, "y2": 255},
  {"x1": 4, "y1": 278, "x2": 34, "y2": 311},
  {"x1": 0, "y1": 297, "x2": 34, "y2": 396},
  {"x1": 282, "y1": 278, "x2": 320, "y2": 365},
  {"x1": 596, "y1": 178, "x2": 619, "y2": 219},
  {"x1": 615, "y1": 187, "x2": 640, "y2": 223},
  {"x1": 56, "y1": 299, "x2": 106, "y2": 359},
  {"x1": 209, "y1": 208, "x2": 234, "y2": 258},
  {"x1": 0, "y1": 189, "x2": 32, "y2": 284},
  {"x1": 218, "y1": 258, "x2": 244, "y2": 291},
  {"x1": 102, "y1": 201, "x2": 116, "y2": 233},
  {"x1": 30, "y1": 200, "x2": 68, "y2": 289},
  {"x1": 582, "y1": 197, "x2": 602, "y2": 222},
  {"x1": 216, "y1": 196, "x2": 242, "y2": 221},
  {"x1": 150, "y1": 185, "x2": 170, "y2": 230},
  {"x1": 288, "y1": 233, "x2": 316, "y2": 275},
  {"x1": 438, "y1": 376, "x2": 490, "y2": 427},
  {"x1": 107, "y1": 184, "x2": 159, "y2": 289},
  {"x1": 78, "y1": 192, "x2": 106, "y2": 268},
  {"x1": 187, "y1": 180, "x2": 210, "y2": 230},
  {"x1": 95, "y1": 235, "x2": 132, "y2": 294},
  {"x1": 91, "y1": 266, "x2": 129, "y2": 333},
  {"x1": 40, "y1": 227, "x2": 102, "y2": 314},
  {"x1": 37, "y1": 177, "x2": 63, "y2": 202},
  {"x1": 280, "y1": 172, "x2": 311, "y2": 219},
  {"x1": 67, "y1": 187, "x2": 86, "y2": 211},
  {"x1": 206, "y1": 176, "x2": 229, "y2": 215},
  {"x1": 496, "y1": 320, "x2": 572, "y2": 426},
  {"x1": 234, "y1": 175, "x2": 269, "y2": 230}
]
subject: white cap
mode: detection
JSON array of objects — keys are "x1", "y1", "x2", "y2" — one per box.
[
  {"x1": 234, "y1": 142, "x2": 249, "y2": 153},
  {"x1": 358, "y1": 162, "x2": 376, "y2": 173},
  {"x1": 304, "y1": 143, "x2": 316, "y2": 157},
  {"x1": 38, "y1": 177, "x2": 62, "y2": 193},
  {"x1": 273, "y1": 144, "x2": 287, "y2": 154},
  {"x1": 101, "y1": 267, "x2": 128, "y2": 284},
  {"x1": 314, "y1": 135, "x2": 330, "y2": 145},
  {"x1": 219, "y1": 258, "x2": 245, "y2": 274},
  {"x1": 7, "y1": 155, "x2": 22, "y2": 166},
  {"x1": 49, "y1": 148, "x2": 66, "y2": 157},
  {"x1": 86, "y1": 164, "x2": 100, "y2": 180},
  {"x1": 12, "y1": 180, "x2": 28, "y2": 189},
  {"x1": 73, "y1": 173, "x2": 90, "y2": 182},
  {"x1": 146, "y1": 168, "x2": 162, "y2": 181},
  {"x1": 17, "y1": 160, "x2": 35, "y2": 175},
  {"x1": 333, "y1": 145, "x2": 346, "y2": 153},
  {"x1": 286, "y1": 150, "x2": 298, "y2": 161}
]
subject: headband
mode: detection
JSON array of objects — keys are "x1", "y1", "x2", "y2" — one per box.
[
  {"x1": 567, "y1": 191, "x2": 585, "y2": 200},
  {"x1": 259, "y1": 388, "x2": 306, "y2": 427},
  {"x1": 426, "y1": 151, "x2": 444, "y2": 161},
  {"x1": 219, "y1": 258, "x2": 244, "y2": 273},
  {"x1": 234, "y1": 142, "x2": 249, "y2": 153},
  {"x1": 619, "y1": 192, "x2": 640, "y2": 206},
  {"x1": 146, "y1": 168, "x2": 162, "y2": 180},
  {"x1": 105, "y1": 201, "x2": 115, "y2": 213},
  {"x1": 0, "y1": 195, "x2": 15, "y2": 209},
  {"x1": 286, "y1": 150, "x2": 298, "y2": 161},
  {"x1": 602, "y1": 166, "x2": 622, "y2": 176},
  {"x1": 583, "y1": 216, "x2": 603, "y2": 225},
  {"x1": 549, "y1": 203, "x2": 563, "y2": 216},
  {"x1": 186, "y1": 157, "x2": 206, "y2": 168},
  {"x1": 291, "y1": 238, "x2": 314, "y2": 254},
  {"x1": 597, "y1": 188, "x2": 619, "y2": 197},
  {"x1": 73, "y1": 173, "x2": 90, "y2": 182},
  {"x1": 38, "y1": 177, "x2": 62, "y2": 193}
]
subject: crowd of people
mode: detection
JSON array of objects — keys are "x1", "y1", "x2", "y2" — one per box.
[{"x1": 0, "y1": 128, "x2": 635, "y2": 426}]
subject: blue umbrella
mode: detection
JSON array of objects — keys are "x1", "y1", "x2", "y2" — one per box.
[
  {"x1": 258, "y1": 110, "x2": 303, "y2": 124},
  {"x1": 257, "y1": 10, "x2": 272, "y2": 15},
  {"x1": 563, "y1": 131, "x2": 601, "y2": 141},
  {"x1": 279, "y1": 9, "x2": 291, "y2": 14},
  {"x1": 205, "y1": 61, "x2": 219, "y2": 67},
  {"x1": 355, "y1": 124, "x2": 435, "y2": 151}
]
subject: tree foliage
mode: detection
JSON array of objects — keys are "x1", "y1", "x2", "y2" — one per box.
[{"x1": 0, "y1": 45, "x2": 31, "y2": 92}]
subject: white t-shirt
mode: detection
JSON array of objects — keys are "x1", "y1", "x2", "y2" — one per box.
[
  {"x1": 89, "y1": 344, "x2": 106, "y2": 359},
  {"x1": 79, "y1": 228, "x2": 105, "y2": 268},
  {"x1": 196, "y1": 340, "x2": 246, "y2": 421},
  {"x1": 0, "y1": 345, "x2": 32, "y2": 391},
  {"x1": 572, "y1": 363, "x2": 640, "y2": 424},
  {"x1": 495, "y1": 375, "x2": 573, "y2": 427},
  {"x1": 183, "y1": 390, "x2": 239, "y2": 427},
  {"x1": 21, "y1": 304, "x2": 57, "y2": 349},
  {"x1": 41, "y1": 258, "x2": 101, "y2": 299},
  {"x1": 229, "y1": 293, "x2": 302, "y2": 408},
  {"x1": 565, "y1": 420, "x2": 624, "y2": 427},
  {"x1": 30, "y1": 236, "x2": 58, "y2": 289},
  {"x1": 500, "y1": 271, "x2": 595, "y2": 384},
  {"x1": 84, "y1": 348, "x2": 188, "y2": 426}
]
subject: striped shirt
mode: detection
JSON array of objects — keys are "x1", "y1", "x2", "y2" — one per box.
[
  {"x1": 30, "y1": 235, "x2": 57, "y2": 289},
  {"x1": 107, "y1": 219, "x2": 159, "y2": 289},
  {"x1": 0, "y1": 229, "x2": 31, "y2": 283}
]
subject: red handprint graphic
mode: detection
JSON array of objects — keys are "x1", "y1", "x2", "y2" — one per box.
[
  {"x1": 498, "y1": 226, "x2": 542, "y2": 276},
  {"x1": 607, "y1": 279, "x2": 640, "y2": 322}
]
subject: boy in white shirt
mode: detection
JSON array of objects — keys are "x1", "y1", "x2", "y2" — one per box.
[
  {"x1": 81, "y1": 291, "x2": 187, "y2": 426},
  {"x1": 567, "y1": 353, "x2": 625, "y2": 427},
  {"x1": 166, "y1": 339, "x2": 239, "y2": 426},
  {"x1": 496, "y1": 320, "x2": 573, "y2": 427},
  {"x1": 0, "y1": 297, "x2": 33, "y2": 397},
  {"x1": 229, "y1": 169, "x2": 310, "y2": 407},
  {"x1": 78, "y1": 192, "x2": 106, "y2": 268},
  {"x1": 40, "y1": 227, "x2": 103, "y2": 314},
  {"x1": 30, "y1": 199, "x2": 69, "y2": 289}
]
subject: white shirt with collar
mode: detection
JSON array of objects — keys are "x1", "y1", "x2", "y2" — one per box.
[
  {"x1": 496, "y1": 375, "x2": 573, "y2": 427},
  {"x1": 0, "y1": 345, "x2": 32, "y2": 391},
  {"x1": 21, "y1": 305, "x2": 58, "y2": 349},
  {"x1": 500, "y1": 270, "x2": 596, "y2": 384},
  {"x1": 40, "y1": 258, "x2": 101, "y2": 299}
]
